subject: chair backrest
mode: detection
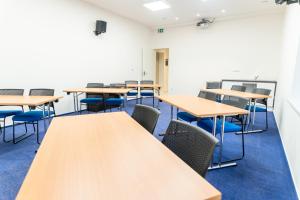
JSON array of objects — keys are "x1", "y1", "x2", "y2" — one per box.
[
  {"x1": 110, "y1": 83, "x2": 125, "y2": 88},
  {"x1": 0, "y1": 89, "x2": 24, "y2": 96},
  {"x1": 86, "y1": 83, "x2": 104, "y2": 98},
  {"x1": 231, "y1": 85, "x2": 246, "y2": 92},
  {"x1": 198, "y1": 91, "x2": 217, "y2": 101},
  {"x1": 222, "y1": 96, "x2": 249, "y2": 109},
  {"x1": 140, "y1": 80, "x2": 154, "y2": 91},
  {"x1": 140, "y1": 80, "x2": 154, "y2": 84},
  {"x1": 29, "y1": 89, "x2": 54, "y2": 96},
  {"x1": 132, "y1": 104, "x2": 160, "y2": 134},
  {"x1": 29, "y1": 89, "x2": 55, "y2": 110},
  {"x1": 242, "y1": 83, "x2": 257, "y2": 93},
  {"x1": 86, "y1": 83, "x2": 104, "y2": 88},
  {"x1": 253, "y1": 88, "x2": 271, "y2": 105},
  {"x1": 125, "y1": 80, "x2": 138, "y2": 90},
  {"x1": 206, "y1": 81, "x2": 221, "y2": 89},
  {"x1": 162, "y1": 120, "x2": 219, "y2": 177},
  {"x1": 125, "y1": 80, "x2": 138, "y2": 85}
]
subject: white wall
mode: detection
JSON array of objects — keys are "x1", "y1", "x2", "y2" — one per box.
[
  {"x1": 274, "y1": 5, "x2": 300, "y2": 196},
  {"x1": 151, "y1": 14, "x2": 284, "y2": 95},
  {"x1": 0, "y1": 0, "x2": 151, "y2": 115}
]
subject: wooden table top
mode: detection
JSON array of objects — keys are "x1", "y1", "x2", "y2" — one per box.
[
  {"x1": 17, "y1": 112, "x2": 221, "y2": 200},
  {"x1": 158, "y1": 95, "x2": 248, "y2": 117},
  {"x1": 202, "y1": 89, "x2": 271, "y2": 99},
  {"x1": 0, "y1": 95, "x2": 62, "y2": 106},
  {"x1": 64, "y1": 88, "x2": 132, "y2": 94},
  {"x1": 126, "y1": 84, "x2": 161, "y2": 89}
]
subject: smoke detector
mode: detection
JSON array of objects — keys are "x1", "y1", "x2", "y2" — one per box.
[{"x1": 196, "y1": 18, "x2": 215, "y2": 29}]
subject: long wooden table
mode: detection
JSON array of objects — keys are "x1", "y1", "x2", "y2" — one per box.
[
  {"x1": 202, "y1": 89, "x2": 271, "y2": 132},
  {"x1": 158, "y1": 95, "x2": 248, "y2": 169},
  {"x1": 17, "y1": 112, "x2": 221, "y2": 200},
  {"x1": 63, "y1": 88, "x2": 133, "y2": 112}
]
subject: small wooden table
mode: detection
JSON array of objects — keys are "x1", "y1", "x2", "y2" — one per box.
[
  {"x1": 158, "y1": 95, "x2": 248, "y2": 169},
  {"x1": 63, "y1": 88, "x2": 133, "y2": 112},
  {"x1": 0, "y1": 95, "x2": 62, "y2": 117},
  {"x1": 0, "y1": 95, "x2": 62, "y2": 142},
  {"x1": 17, "y1": 112, "x2": 221, "y2": 200},
  {"x1": 202, "y1": 89, "x2": 271, "y2": 132}
]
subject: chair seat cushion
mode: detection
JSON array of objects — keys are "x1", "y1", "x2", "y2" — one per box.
[
  {"x1": 105, "y1": 98, "x2": 124, "y2": 105},
  {"x1": 246, "y1": 105, "x2": 267, "y2": 112},
  {"x1": 80, "y1": 98, "x2": 103, "y2": 104},
  {"x1": 177, "y1": 112, "x2": 197, "y2": 123},
  {"x1": 0, "y1": 110, "x2": 23, "y2": 118},
  {"x1": 140, "y1": 92, "x2": 154, "y2": 97},
  {"x1": 197, "y1": 118, "x2": 242, "y2": 134},
  {"x1": 127, "y1": 91, "x2": 138, "y2": 96},
  {"x1": 12, "y1": 111, "x2": 54, "y2": 122}
]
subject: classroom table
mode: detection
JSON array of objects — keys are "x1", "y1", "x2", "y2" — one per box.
[
  {"x1": 0, "y1": 95, "x2": 62, "y2": 118},
  {"x1": 0, "y1": 95, "x2": 62, "y2": 142},
  {"x1": 16, "y1": 112, "x2": 221, "y2": 200},
  {"x1": 63, "y1": 88, "x2": 132, "y2": 112},
  {"x1": 158, "y1": 95, "x2": 248, "y2": 169},
  {"x1": 202, "y1": 89, "x2": 271, "y2": 132}
]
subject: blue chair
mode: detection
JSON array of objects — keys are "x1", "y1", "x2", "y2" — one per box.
[
  {"x1": 12, "y1": 89, "x2": 56, "y2": 144},
  {"x1": 0, "y1": 89, "x2": 24, "y2": 142},
  {"x1": 177, "y1": 91, "x2": 217, "y2": 123},
  {"x1": 198, "y1": 96, "x2": 248, "y2": 159},
  {"x1": 105, "y1": 84, "x2": 125, "y2": 112},
  {"x1": 80, "y1": 83, "x2": 104, "y2": 113},
  {"x1": 140, "y1": 80, "x2": 155, "y2": 107},
  {"x1": 125, "y1": 80, "x2": 139, "y2": 104},
  {"x1": 246, "y1": 88, "x2": 271, "y2": 130}
]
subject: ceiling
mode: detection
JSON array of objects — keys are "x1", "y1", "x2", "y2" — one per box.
[{"x1": 84, "y1": 0, "x2": 285, "y2": 28}]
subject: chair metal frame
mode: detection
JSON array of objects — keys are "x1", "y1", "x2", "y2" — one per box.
[{"x1": 140, "y1": 80, "x2": 155, "y2": 107}]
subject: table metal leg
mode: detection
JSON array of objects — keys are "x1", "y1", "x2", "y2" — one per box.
[
  {"x1": 209, "y1": 115, "x2": 238, "y2": 170},
  {"x1": 73, "y1": 93, "x2": 77, "y2": 112},
  {"x1": 124, "y1": 94, "x2": 127, "y2": 112},
  {"x1": 170, "y1": 105, "x2": 173, "y2": 121},
  {"x1": 252, "y1": 99, "x2": 257, "y2": 126}
]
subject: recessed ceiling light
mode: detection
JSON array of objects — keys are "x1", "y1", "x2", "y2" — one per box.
[
  {"x1": 175, "y1": 17, "x2": 179, "y2": 20},
  {"x1": 202, "y1": 0, "x2": 207, "y2": 2},
  {"x1": 221, "y1": 9, "x2": 226, "y2": 13},
  {"x1": 144, "y1": 1, "x2": 170, "y2": 11},
  {"x1": 196, "y1": 13, "x2": 201, "y2": 17}
]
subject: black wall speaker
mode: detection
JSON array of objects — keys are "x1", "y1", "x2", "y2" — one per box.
[{"x1": 95, "y1": 20, "x2": 107, "y2": 36}]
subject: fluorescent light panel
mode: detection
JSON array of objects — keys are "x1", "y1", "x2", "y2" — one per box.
[{"x1": 144, "y1": 1, "x2": 170, "y2": 11}]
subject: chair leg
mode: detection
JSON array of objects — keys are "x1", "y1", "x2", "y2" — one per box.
[
  {"x1": 24, "y1": 122, "x2": 28, "y2": 133},
  {"x1": 13, "y1": 121, "x2": 16, "y2": 144},
  {"x1": 241, "y1": 116, "x2": 245, "y2": 158},
  {"x1": 3, "y1": 118, "x2": 10, "y2": 143},
  {"x1": 32, "y1": 123, "x2": 35, "y2": 132},
  {"x1": 265, "y1": 109, "x2": 268, "y2": 130},
  {"x1": 80, "y1": 103, "x2": 82, "y2": 115},
  {"x1": 152, "y1": 96, "x2": 155, "y2": 107},
  {"x1": 36, "y1": 122, "x2": 40, "y2": 144}
]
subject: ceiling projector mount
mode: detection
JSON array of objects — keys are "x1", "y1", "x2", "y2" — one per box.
[
  {"x1": 196, "y1": 18, "x2": 215, "y2": 29},
  {"x1": 275, "y1": 0, "x2": 299, "y2": 4}
]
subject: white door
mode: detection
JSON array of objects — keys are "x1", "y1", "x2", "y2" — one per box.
[{"x1": 142, "y1": 48, "x2": 156, "y2": 81}]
